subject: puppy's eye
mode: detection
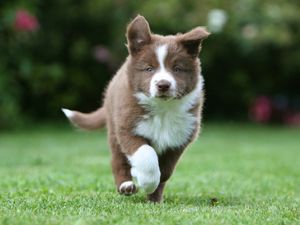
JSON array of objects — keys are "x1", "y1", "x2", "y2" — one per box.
[
  {"x1": 173, "y1": 66, "x2": 183, "y2": 73},
  {"x1": 145, "y1": 66, "x2": 154, "y2": 72}
]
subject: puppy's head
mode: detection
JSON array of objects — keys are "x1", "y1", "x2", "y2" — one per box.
[{"x1": 126, "y1": 15, "x2": 210, "y2": 99}]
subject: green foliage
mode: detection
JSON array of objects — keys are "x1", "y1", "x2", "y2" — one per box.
[
  {"x1": 0, "y1": 0, "x2": 300, "y2": 127},
  {"x1": 0, "y1": 124, "x2": 299, "y2": 224}
]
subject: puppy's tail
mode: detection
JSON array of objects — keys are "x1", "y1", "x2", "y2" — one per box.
[{"x1": 61, "y1": 107, "x2": 106, "y2": 130}]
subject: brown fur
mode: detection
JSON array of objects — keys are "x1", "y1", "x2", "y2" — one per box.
[
  {"x1": 63, "y1": 15, "x2": 209, "y2": 203},
  {"x1": 67, "y1": 107, "x2": 106, "y2": 130}
]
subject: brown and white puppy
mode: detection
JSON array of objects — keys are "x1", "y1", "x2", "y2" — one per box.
[{"x1": 62, "y1": 15, "x2": 209, "y2": 203}]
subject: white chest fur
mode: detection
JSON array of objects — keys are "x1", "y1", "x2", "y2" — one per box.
[{"x1": 134, "y1": 76, "x2": 204, "y2": 155}]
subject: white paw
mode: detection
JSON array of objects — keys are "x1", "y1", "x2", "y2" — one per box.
[
  {"x1": 119, "y1": 181, "x2": 137, "y2": 195},
  {"x1": 131, "y1": 167, "x2": 160, "y2": 194},
  {"x1": 128, "y1": 145, "x2": 161, "y2": 194}
]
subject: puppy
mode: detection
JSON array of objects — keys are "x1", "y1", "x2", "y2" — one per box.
[{"x1": 62, "y1": 15, "x2": 209, "y2": 203}]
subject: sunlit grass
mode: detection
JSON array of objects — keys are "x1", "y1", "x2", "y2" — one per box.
[{"x1": 0, "y1": 123, "x2": 299, "y2": 225}]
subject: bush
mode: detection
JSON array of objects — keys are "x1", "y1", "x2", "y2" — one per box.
[{"x1": 0, "y1": 0, "x2": 299, "y2": 128}]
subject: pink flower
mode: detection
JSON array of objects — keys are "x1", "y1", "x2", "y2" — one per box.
[
  {"x1": 284, "y1": 113, "x2": 300, "y2": 127},
  {"x1": 93, "y1": 45, "x2": 112, "y2": 63},
  {"x1": 14, "y1": 9, "x2": 39, "y2": 32},
  {"x1": 250, "y1": 96, "x2": 272, "y2": 123}
]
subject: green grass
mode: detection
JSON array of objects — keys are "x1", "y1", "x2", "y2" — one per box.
[{"x1": 0, "y1": 123, "x2": 299, "y2": 225}]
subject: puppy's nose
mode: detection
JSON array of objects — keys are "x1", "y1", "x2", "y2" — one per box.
[{"x1": 157, "y1": 80, "x2": 171, "y2": 92}]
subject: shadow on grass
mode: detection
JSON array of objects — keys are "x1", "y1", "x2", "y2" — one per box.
[{"x1": 118, "y1": 192, "x2": 243, "y2": 207}]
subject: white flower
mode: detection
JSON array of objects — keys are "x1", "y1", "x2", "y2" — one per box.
[{"x1": 207, "y1": 9, "x2": 227, "y2": 33}]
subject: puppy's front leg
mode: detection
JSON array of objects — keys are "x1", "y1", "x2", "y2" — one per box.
[
  {"x1": 127, "y1": 144, "x2": 161, "y2": 194},
  {"x1": 117, "y1": 130, "x2": 160, "y2": 194}
]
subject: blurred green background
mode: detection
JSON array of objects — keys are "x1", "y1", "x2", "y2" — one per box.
[{"x1": 1, "y1": 0, "x2": 300, "y2": 128}]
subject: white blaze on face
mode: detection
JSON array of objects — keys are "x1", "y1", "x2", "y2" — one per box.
[{"x1": 149, "y1": 44, "x2": 176, "y2": 97}]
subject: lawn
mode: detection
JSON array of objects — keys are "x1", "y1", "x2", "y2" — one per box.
[{"x1": 0, "y1": 123, "x2": 299, "y2": 225}]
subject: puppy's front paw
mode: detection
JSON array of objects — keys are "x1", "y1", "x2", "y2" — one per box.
[
  {"x1": 128, "y1": 145, "x2": 161, "y2": 194},
  {"x1": 131, "y1": 166, "x2": 160, "y2": 194},
  {"x1": 119, "y1": 181, "x2": 137, "y2": 195}
]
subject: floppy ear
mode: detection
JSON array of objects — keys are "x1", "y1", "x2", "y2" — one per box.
[
  {"x1": 126, "y1": 15, "x2": 152, "y2": 55},
  {"x1": 179, "y1": 27, "x2": 210, "y2": 57}
]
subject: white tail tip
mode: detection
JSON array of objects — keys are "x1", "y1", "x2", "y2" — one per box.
[{"x1": 61, "y1": 108, "x2": 74, "y2": 118}]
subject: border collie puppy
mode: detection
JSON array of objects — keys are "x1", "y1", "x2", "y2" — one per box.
[{"x1": 62, "y1": 15, "x2": 209, "y2": 203}]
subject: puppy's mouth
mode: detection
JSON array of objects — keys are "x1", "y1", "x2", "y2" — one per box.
[
  {"x1": 156, "y1": 96, "x2": 173, "y2": 100},
  {"x1": 155, "y1": 91, "x2": 175, "y2": 100}
]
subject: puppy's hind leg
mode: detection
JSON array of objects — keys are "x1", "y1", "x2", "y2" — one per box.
[
  {"x1": 147, "y1": 148, "x2": 184, "y2": 203},
  {"x1": 109, "y1": 132, "x2": 137, "y2": 196},
  {"x1": 147, "y1": 182, "x2": 166, "y2": 203}
]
